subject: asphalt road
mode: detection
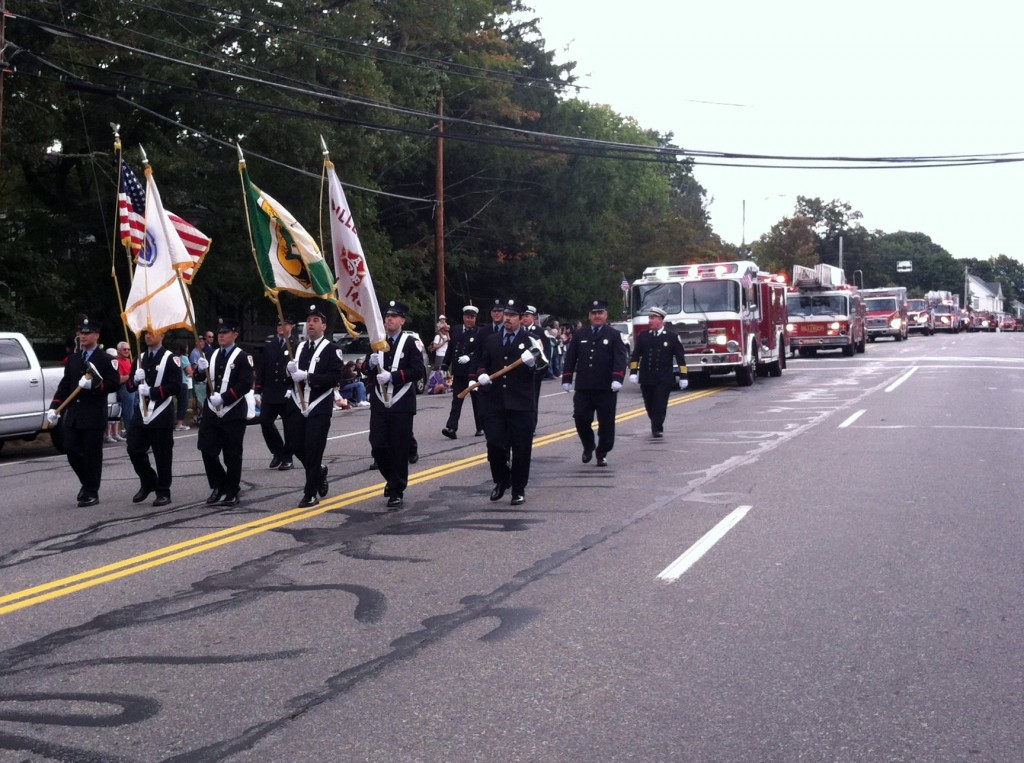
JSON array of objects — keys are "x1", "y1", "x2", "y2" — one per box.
[{"x1": 1, "y1": 331, "x2": 1022, "y2": 762}]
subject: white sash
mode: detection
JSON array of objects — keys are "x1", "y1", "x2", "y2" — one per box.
[
  {"x1": 211, "y1": 347, "x2": 247, "y2": 418},
  {"x1": 373, "y1": 333, "x2": 414, "y2": 408},
  {"x1": 289, "y1": 338, "x2": 335, "y2": 416},
  {"x1": 140, "y1": 351, "x2": 174, "y2": 425}
]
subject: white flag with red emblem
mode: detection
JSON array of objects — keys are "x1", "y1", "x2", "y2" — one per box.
[{"x1": 325, "y1": 160, "x2": 387, "y2": 352}]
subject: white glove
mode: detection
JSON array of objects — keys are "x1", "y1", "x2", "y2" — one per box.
[
  {"x1": 376, "y1": 370, "x2": 392, "y2": 385},
  {"x1": 78, "y1": 375, "x2": 93, "y2": 390},
  {"x1": 611, "y1": 381, "x2": 622, "y2": 392},
  {"x1": 368, "y1": 352, "x2": 383, "y2": 369},
  {"x1": 678, "y1": 377, "x2": 689, "y2": 390},
  {"x1": 134, "y1": 367, "x2": 146, "y2": 383},
  {"x1": 45, "y1": 409, "x2": 60, "y2": 427},
  {"x1": 629, "y1": 374, "x2": 638, "y2": 384},
  {"x1": 138, "y1": 383, "x2": 151, "y2": 397},
  {"x1": 520, "y1": 349, "x2": 536, "y2": 367},
  {"x1": 562, "y1": 383, "x2": 572, "y2": 392},
  {"x1": 291, "y1": 369, "x2": 308, "y2": 382},
  {"x1": 286, "y1": 360, "x2": 299, "y2": 375},
  {"x1": 209, "y1": 393, "x2": 224, "y2": 409},
  {"x1": 477, "y1": 373, "x2": 492, "y2": 386},
  {"x1": 458, "y1": 354, "x2": 470, "y2": 364},
  {"x1": 196, "y1": 356, "x2": 209, "y2": 371}
]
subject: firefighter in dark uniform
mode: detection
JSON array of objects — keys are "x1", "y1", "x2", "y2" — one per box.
[
  {"x1": 366, "y1": 300, "x2": 425, "y2": 509},
  {"x1": 441, "y1": 305, "x2": 483, "y2": 439},
  {"x1": 561, "y1": 299, "x2": 628, "y2": 467},
  {"x1": 284, "y1": 304, "x2": 344, "y2": 507},
  {"x1": 256, "y1": 314, "x2": 298, "y2": 470},
  {"x1": 125, "y1": 327, "x2": 181, "y2": 506},
  {"x1": 46, "y1": 317, "x2": 121, "y2": 507},
  {"x1": 475, "y1": 299, "x2": 545, "y2": 505},
  {"x1": 521, "y1": 305, "x2": 551, "y2": 434},
  {"x1": 629, "y1": 307, "x2": 689, "y2": 438},
  {"x1": 196, "y1": 318, "x2": 253, "y2": 506}
]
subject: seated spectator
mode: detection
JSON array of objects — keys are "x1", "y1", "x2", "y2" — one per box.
[
  {"x1": 426, "y1": 368, "x2": 450, "y2": 395},
  {"x1": 339, "y1": 361, "x2": 370, "y2": 407}
]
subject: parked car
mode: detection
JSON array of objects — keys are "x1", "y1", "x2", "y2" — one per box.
[
  {"x1": 0, "y1": 332, "x2": 67, "y2": 452},
  {"x1": 334, "y1": 332, "x2": 429, "y2": 394}
]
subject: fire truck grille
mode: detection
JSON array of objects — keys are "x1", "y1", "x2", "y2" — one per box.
[{"x1": 673, "y1": 321, "x2": 708, "y2": 350}]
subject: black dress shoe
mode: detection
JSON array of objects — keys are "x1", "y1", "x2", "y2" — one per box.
[
  {"x1": 77, "y1": 495, "x2": 99, "y2": 507},
  {"x1": 269, "y1": 455, "x2": 283, "y2": 469},
  {"x1": 220, "y1": 492, "x2": 240, "y2": 507},
  {"x1": 386, "y1": 494, "x2": 403, "y2": 509},
  {"x1": 596, "y1": 456, "x2": 608, "y2": 467},
  {"x1": 510, "y1": 493, "x2": 525, "y2": 506},
  {"x1": 277, "y1": 460, "x2": 293, "y2": 471},
  {"x1": 132, "y1": 486, "x2": 154, "y2": 503},
  {"x1": 489, "y1": 482, "x2": 509, "y2": 502},
  {"x1": 152, "y1": 494, "x2": 171, "y2": 507},
  {"x1": 582, "y1": 449, "x2": 594, "y2": 464},
  {"x1": 298, "y1": 494, "x2": 319, "y2": 508},
  {"x1": 441, "y1": 427, "x2": 457, "y2": 440},
  {"x1": 475, "y1": 429, "x2": 485, "y2": 437},
  {"x1": 318, "y1": 465, "x2": 329, "y2": 497},
  {"x1": 408, "y1": 452, "x2": 419, "y2": 464},
  {"x1": 206, "y1": 489, "x2": 223, "y2": 505}
]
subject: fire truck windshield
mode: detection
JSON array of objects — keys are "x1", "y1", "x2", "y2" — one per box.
[
  {"x1": 864, "y1": 298, "x2": 899, "y2": 312},
  {"x1": 787, "y1": 294, "x2": 847, "y2": 317},
  {"x1": 632, "y1": 282, "x2": 681, "y2": 317},
  {"x1": 683, "y1": 280, "x2": 739, "y2": 314}
]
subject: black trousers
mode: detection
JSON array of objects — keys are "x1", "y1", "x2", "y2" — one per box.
[
  {"x1": 259, "y1": 400, "x2": 291, "y2": 460},
  {"x1": 64, "y1": 425, "x2": 105, "y2": 495},
  {"x1": 572, "y1": 389, "x2": 618, "y2": 457},
  {"x1": 197, "y1": 416, "x2": 247, "y2": 494},
  {"x1": 127, "y1": 424, "x2": 174, "y2": 494},
  {"x1": 641, "y1": 382, "x2": 672, "y2": 434},
  {"x1": 369, "y1": 411, "x2": 414, "y2": 496},
  {"x1": 445, "y1": 376, "x2": 482, "y2": 433},
  {"x1": 484, "y1": 407, "x2": 534, "y2": 493},
  {"x1": 284, "y1": 410, "x2": 331, "y2": 497}
]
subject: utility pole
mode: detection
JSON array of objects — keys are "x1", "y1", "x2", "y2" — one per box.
[{"x1": 434, "y1": 93, "x2": 445, "y2": 319}]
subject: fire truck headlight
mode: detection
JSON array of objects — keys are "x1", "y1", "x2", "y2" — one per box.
[
  {"x1": 726, "y1": 340, "x2": 740, "y2": 352},
  {"x1": 829, "y1": 321, "x2": 841, "y2": 330}
]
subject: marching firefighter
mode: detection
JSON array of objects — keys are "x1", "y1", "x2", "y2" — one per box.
[{"x1": 629, "y1": 307, "x2": 688, "y2": 437}]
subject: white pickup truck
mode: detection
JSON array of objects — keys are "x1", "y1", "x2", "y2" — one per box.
[{"x1": 0, "y1": 332, "x2": 66, "y2": 452}]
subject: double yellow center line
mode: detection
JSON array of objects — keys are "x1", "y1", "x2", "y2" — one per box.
[{"x1": 0, "y1": 388, "x2": 719, "y2": 616}]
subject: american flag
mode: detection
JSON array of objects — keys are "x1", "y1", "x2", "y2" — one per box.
[{"x1": 118, "y1": 158, "x2": 211, "y2": 282}]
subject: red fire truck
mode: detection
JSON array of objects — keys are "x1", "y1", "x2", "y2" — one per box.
[
  {"x1": 786, "y1": 264, "x2": 866, "y2": 357},
  {"x1": 629, "y1": 261, "x2": 788, "y2": 387},
  {"x1": 861, "y1": 286, "x2": 909, "y2": 342}
]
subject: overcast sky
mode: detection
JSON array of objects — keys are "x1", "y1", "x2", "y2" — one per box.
[{"x1": 527, "y1": 1, "x2": 1024, "y2": 262}]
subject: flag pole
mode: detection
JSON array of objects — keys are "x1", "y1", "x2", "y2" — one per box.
[{"x1": 111, "y1": 126, "x2": 132, "y2": 348}]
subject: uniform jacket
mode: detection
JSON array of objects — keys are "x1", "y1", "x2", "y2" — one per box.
[
  {"x1": 51, "y1": 347, "x2": 121, "y2": 429},
  {"x1": 204, "y1": 345, "x2": 254, "y2": 422},
  {"x1": 291, "y1": 336, "x2": 344, "y2": 418},
  {"x1": 367, "y1": 331, "x2": 425, "y2": 415},
  {"x1": 126, "y1": 345, "x2": 182, "y2": 428},
  {"x1": 630, "y1": 328, "x2": 688, "y2": 386},
  {"x1": 561, "y1": 324, "x2": 628, "y2": 390},
  {"x1": 257, "y1": 333, "x2": 300, "y2": 405},
  {"x1": 442, "y1": 323, "x2": 482, "y2": 378},
  {"x1": 478, "y1": 329, "x2": 538, "y2": 412}
]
